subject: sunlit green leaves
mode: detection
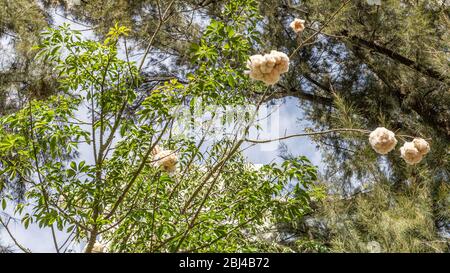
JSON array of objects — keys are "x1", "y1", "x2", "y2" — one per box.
[{"x1": 104, "y1": 23, "x2": 130, "y2": 45}]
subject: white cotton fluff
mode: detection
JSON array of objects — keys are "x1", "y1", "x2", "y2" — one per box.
[
  {"x1": 154, "y1": 150, "x2": 178, "y2": 172},
  {"x1": 289, "y1": 18, "x2": 306, "y2": 33},
  {"x1": 67, "y1": 0, "x2": 81, "y2": 8},
  {"x1": 91, "y1": 242, "x2": 105, "y2": 253},
  {"x1": 369, "y1": 127, "x2": 398, "y2": 154},
  {"x1": 151, "y1": 145, "x2": 161, "y2": 156},
  {"x1": 367, "y1": 0, "x2": 381, "y2": 6},
  {"x1": 412, "y1": 138, "x2": 430, "y2": 155},
  {"x1": 246, "y1": 50, "x2": 290, "y2": 85},
  {"x1": 57, "y1": 195, "x2": 66, "y2": 208},
  {"x1": 400, "y1": 142, "x2": 423, "y2": 165},
  {"x1": 367, "y1": 241, "x2": 382, "y2": 253}
]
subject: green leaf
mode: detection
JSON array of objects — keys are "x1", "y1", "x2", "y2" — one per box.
[{"x1": 70, "y1": 161, "x2": 77, "y2": 171}]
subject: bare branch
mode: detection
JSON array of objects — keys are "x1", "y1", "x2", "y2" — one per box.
[{"x1": 0, "y1": 216, "x2": 31, "y2": 253}]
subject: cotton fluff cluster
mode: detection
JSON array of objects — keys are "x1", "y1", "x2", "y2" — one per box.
[
  {"x1": 369, "y1": 127, "x2": 398, "y2": 154},
  {"x1": 91, "y1": 242, "x2": 105, "y2": 253},
  {"x1": 412, "y1": 138, "x2": 430, "y2": 155},
  {"x1": 290, "y1": 18, "x2": 306, "y2": 33},
  {"x1": 154, "y1": 150, "x2": 178, "y2": 172},
  {"x1": 246, "y1": 50, "x2": 290, "y2": 85},
  {"x1": 400, "y1": 138, "x2": 430, "y2": 165}
]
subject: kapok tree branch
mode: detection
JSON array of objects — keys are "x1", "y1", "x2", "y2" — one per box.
[
  {"x1": 245, "y1": 128, "x2": 422, "y2": 144},
  {"x1": 245, "y1": 128, "x2": 371, "y2": 144}
]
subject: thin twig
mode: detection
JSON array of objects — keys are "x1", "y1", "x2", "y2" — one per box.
[
  {"x1": 0, "y1": 217, "x2": 31, "y2": 253},
  {"x1": 245, "y1": 128, "x2": 371, "y2": 144},
  {"x1": 290, "y1": 0, "x2": 351, "y2": 58},
  {"x1": 137, "y1": 0, "x2": 176, "y2": 72}
]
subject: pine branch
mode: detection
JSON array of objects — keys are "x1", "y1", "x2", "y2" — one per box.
[{"x1": 342, "y1": 31, "x2": 448, "y2": 84}]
